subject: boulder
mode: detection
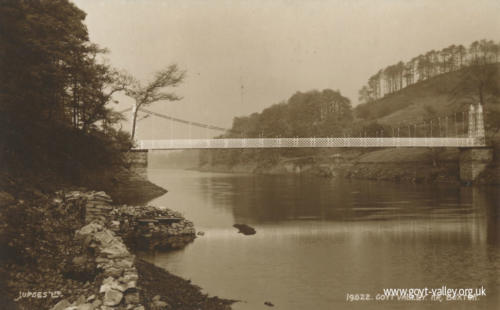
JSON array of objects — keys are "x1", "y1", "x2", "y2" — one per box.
[
  {"x1": 122, "y1": 273, "x2": 139, "y2": 282},
  {"x1": 103, "y1": 289, "x2": 123, "y2": 306},
  {"x1": 103, "y1": 266, "x2": 123, "y2": 278},
  {"x1": 100, "y1": 277, "x2": 126, "y2": 293},
  {"x1": 124, "y1": 291, "x2": 140, "y2": 304},
  {"x1": 76, "y1": 303, "x2": 93, "y2": 310},
  {"x1": 76, "y1": 223, "x2": 103, "y2": 239},
  {"x1": 91, "y1": 299, "x2": 102, "y2": 308},
  {"x1": 115, "y1": 258, "x2": 134, "y2": 269},
  {"x1": 125, "y1": 280, "x2": 137, "y2": 289},
  {"x1": 233, "y1": 223, "x2": 257, "y2": 235},
  {"x1": 99, "y1": 283, "x2": 112, "y2": 294},
  {"x1": 94, "y1": 230, "x2": 115, "y2": 245},
  {"x1": 101, "y1": 242, "x2": 129, "y2": 259},
  {"x1": 50, "y1": 299, "x2": 71, "y2": 310}
]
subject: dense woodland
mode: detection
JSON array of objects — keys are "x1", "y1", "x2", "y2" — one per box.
[
  {"x1": 0, "y1": 1, "x2": 134, "y2": 181},
  {"x1": 1, "y1": 1, "x2": 184, "y2": 184},
  {"x1": 358, "y1": 40, "x2": 500, "y2": 104},
  {"x1": 228, "y1": 89, "x2": 352, "y2": 138}
]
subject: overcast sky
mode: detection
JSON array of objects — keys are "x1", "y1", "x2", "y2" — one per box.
[{"x1": 73, "y1": 0, "x2": 500, "y2": 139}]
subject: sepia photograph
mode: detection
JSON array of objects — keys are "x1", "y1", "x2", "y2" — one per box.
[{"x1": 0, "y1": 0, "x2": 499, "y2": 309}]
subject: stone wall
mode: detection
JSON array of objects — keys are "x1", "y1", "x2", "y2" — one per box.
[
  {"x1": 125, "y1": 151, "x2": 148, "y2": 169},
  {"x1": 66, "y1": 191, "x2": 196, "y2": 250},
  {"x1": 74, "y1": 222, "x2": 141, "y2": 310},
  {"x1": 48, "y1": 191, "x2": 197, "y2": 310}
]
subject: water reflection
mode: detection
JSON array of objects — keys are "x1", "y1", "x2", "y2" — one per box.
[{"x1": 142, "y1": 169, "x2": 499, "y2": 310}]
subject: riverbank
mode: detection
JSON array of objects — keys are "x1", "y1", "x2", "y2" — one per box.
[
  {"x1": 198, "y1": 148, "x2": 459, "y2": 183},
  {"x1": 136, "y1": 260, "x2": 233, "y2": 310},
  {"x1": 198, "y1": 143, "x2": 499, "y2": 185},
  {"x1": 0, "y1": 168, "x2": 234, "y2": 310}
]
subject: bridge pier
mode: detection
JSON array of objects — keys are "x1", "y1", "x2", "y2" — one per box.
[
  {"x1": 126, "y1": 149, "x2": 149, "y2": 169},
  {"x1": 459, "y1": 147, "x2": 493, "y2": 184}
]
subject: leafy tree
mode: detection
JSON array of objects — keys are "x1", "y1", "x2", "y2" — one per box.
[
  {"x1": 0, "y1": 0, "x2": 134, "y2": 177},
  {"x1": 358, "y1": 86, "x2": 372, "y2": 104},
  {"x1": 125, "y1": 65, "x2": 186, "y2": 141},
  {"x1": 1, "y1": 0, "x2": 87, "y2": 123},
  {"x1": 452, "y1": 59, "x2": 499, "y2": 106}
]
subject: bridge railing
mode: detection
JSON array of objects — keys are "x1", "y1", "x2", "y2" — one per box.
[{"x1": 134, "y1": 137, "x2": 483, "y2": 150}]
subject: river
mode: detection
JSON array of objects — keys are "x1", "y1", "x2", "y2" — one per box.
[{"x1": 138, "y1": 168, "x2": 499, "y2": 310}]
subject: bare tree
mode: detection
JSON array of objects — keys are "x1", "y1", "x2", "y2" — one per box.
[{"x1": 125, "y1": 64, "x2": 186, "y2": 141}]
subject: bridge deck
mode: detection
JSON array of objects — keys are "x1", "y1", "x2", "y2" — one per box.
[{"x1": 134, "y1": 137, "x2": 484, "y2": 150}]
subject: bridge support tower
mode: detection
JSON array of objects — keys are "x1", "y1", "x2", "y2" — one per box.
[
  {"x1": 126, "y1": 149, "x2": 149, "y2": 169},
  {"x1": 459, "y1": 102, "x2": 493, "y2": 184}
]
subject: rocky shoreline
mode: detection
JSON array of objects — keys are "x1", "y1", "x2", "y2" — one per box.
[
  {"x1": 0, "y1": 188, "x2": 233, "y2": 310},
  {"x1": 197, "y1": 159, "x2": 460, "y2": 184},
  {"x1": 198, "y1": 147, "x2": 497, "y2": 185},
  {"x1": 198, "y1": 136, "x2": 500, "y2": 185},
  {"x1": 70, "y1": 191, "x2": 197, "y2": 250}
]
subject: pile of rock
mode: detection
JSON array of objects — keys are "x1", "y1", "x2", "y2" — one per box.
[
  {"x1": 108, "y1": 205, "x2": 196, "y2": 250},
  {"x1": 51, "y1": 222, "x2": 144, "y2": 310},
  {"x1": 64, "y1": 191, "x2": 196, "y2": 250},
  {"x1": 2, "y1": 189, "x2": 199, "y2": 310}
]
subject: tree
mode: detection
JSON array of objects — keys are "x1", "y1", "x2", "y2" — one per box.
[
  {"x1": 456, "y1": 45, "x2": 467, "y2": 67},
  {"x1": 416, "y1": 54, "x2": 426, "y2": 81},
  {"x1": 404, "y1": 60, "x2": 415, "y2": 86},
  {"x1": 0, "y1": 0, "x2": 135, "y2": 175},
  {"x1": 65, "y1": 43, "x2": 132, "y2": 131},
  {"x1": 0, "y1": 0, "x2": 88, "y2": 123},
  {"x1": 452, "y1": 57, "x2": 499, "y2": 106},
  {"x1": 125, "y1": 65, "x2": 186, "y2": 141},
  {"x1": 358, "y1": 86, "x2": 372, "y2": 104},
  {"x1": 369, "y1": 71, "x2": 382, "y2": 99}
]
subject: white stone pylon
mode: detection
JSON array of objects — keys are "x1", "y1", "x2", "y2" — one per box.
[
  {"x1": 468, "y1": 104, "x2": 476, "y2": 138},
  {"x1": 475, "y1": 102, "x2": 485, "y2": 145}
]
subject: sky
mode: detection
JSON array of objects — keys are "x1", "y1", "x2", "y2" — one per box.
[{"x1": 73, "y1": 0, "x2": 500, "y2": 139}]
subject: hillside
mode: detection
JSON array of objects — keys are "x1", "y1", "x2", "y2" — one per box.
[
  {"x1": 198, "y1": 64, "x2": 500, "y2": 184},
  {"x1": 351, "y1": 64, "x2": 500, "y2": 184},
  {"x1": 354, "y1": 64, "x2": 500, "y2": 137}
]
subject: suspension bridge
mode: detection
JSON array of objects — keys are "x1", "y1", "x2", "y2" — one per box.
[{"x1": 126, "y1": 103, "x2": 487, "y2": 150}]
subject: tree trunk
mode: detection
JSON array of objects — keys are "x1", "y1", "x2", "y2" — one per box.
[{"x1": 131, "y1": 105, "x2": 139, "y2": 142}]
